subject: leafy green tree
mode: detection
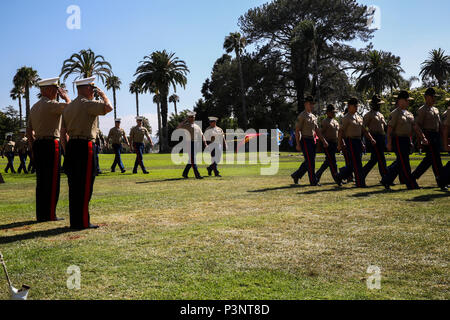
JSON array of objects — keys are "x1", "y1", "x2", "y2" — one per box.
[
  {"x1": 0, "y1": 106, "x2": 21, "y2": 144},
  {"x1": 13, "y1": 67, "x2": 39, "y2": 122},
  {"x1": 135, "y1": 50, "x2": 189, "y2": 152},
  {"x1": 129, "y1": 81, "x2": 143, "y2": 117},
  {"x1": 105, "y1": 75, "x2": 122, "y2": 119},
  {"x1": 420, "y1": 48, "x2": 450, "y2": 88},
  {"x1": 354, "y1": 50, "x2": 404, "y2": 95},
  {"x1": 224, "y1": 32, "x2": 248, "y2": 128},
  {"x1": 60, "y1": 49, "x2": 112, "y2": 87},
  {"x1": 169, "y1": 94, "x2": 180, "y2": 116},
  {"x1": 239, "y1": 0, "x2": 374, "y2": 112}
]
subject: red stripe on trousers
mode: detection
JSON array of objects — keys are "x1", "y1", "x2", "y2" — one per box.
[
  {"x1": 395, "y1": 137, "x2": 414, "y2": 189},
  {"x1": 324, "y1": 146, "x2": 336, "y2": 176},
  {"x1": 374, "y1": 143, "x2": 387, "y2": 175},
  {"x1": 50, "y1": 140, "x2": 59, "y2": 221},
  {"x1": 83, "y1": 142, "x2": 94, "y2": 228},
  {"x1": 348, "y1": 139, "x2": 362, "y2": 187},
  {"x1": 303, "y1": 139, "x2": 314, "y2": 183}
]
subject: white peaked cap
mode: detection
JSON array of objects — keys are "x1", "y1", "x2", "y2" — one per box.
[
  {"x1": 74, "y1": 76, "x2": 96, "y2": 87},
  {"x1": 5, "y1": 132, "x2": 13, "y2": 137},
  {"x1": 19, "y1": 128, "x2": 26, "y2": 133},
  {"x1": 115, "y1": 118, "x2": 122, "y2": 122},
  {"x1": 37, "y1": 77, "x2": 59, "y2": 87},
  {"x1": 187, "y1": 111, "x2": 196, "y2": 117},
  {"x1": 208, "y1": 117, "x2": 218, "y2": 122},
  {"x1": 136, "y1": 116, "x2": 144, "y2": 121}
]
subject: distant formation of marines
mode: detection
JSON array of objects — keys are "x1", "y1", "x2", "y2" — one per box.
[{"x1": 1, "y1": 75, "x2": 449, "y2": 232}]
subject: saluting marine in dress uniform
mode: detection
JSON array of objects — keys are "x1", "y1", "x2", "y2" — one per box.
[
  {"x1": 336, "y1": 98, "x2": 377, "y2": 188},
  {"x1": 362, "y1": 95, "x2": 388, "y2": 180},
  {"x1": 1, "y1": 133, "x2": 15, "y2": 173},
  {"x1": 204, "y1": 117, "x2": 227, "y2": 177},
  {"x1": 130, "y1": 117, "x2": 153, "y2": 174},
  {"x1": 61, "y1": 77, "x2": 113, "y2": 230},
  {"x1": 291, "y1": 96, "x2": 329, "y2": 186},
  {"x1": 315, "y1": 104, "x2": 340, "y2": 185},
  {"x1": 412, "y1": 88, "x2": 446, "y2": 190},
  {"x1": 27, "y1": 77, "x2": 71, "y2": 222},
  {"x1": 178, "y1": 112, "x2": 207, "y2": 179},
  {"x1": 107, "y1": 118, "x2": 129, "y2": 173},
  {"x1": 16, "y1": 129, "x2": 29, "y2": 174},
  {"x1": 381, "y1": 91, "x2": 428, "y2": 190}
]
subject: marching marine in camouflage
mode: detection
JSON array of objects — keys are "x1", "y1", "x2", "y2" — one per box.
[{"x1": 16, "y1": 129, "x2": 29, "y2": 174}]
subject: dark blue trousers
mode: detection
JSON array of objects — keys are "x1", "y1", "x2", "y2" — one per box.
[
  {"x1": 133, "y1": 142, "x2": 147, "y2": 173},
  {"x1": 363, "y1": 134, "x2": 387, "y2": 179},
  {"x1": 94, "y1": 143, "x2": 101, "y2": 174},
  {"x1": 111, "y1": 144, "x2": 125, "y2": 172},
  {"x1": 183, "y1": 141, "x2": 201, "y2": 178},
  {"x1": 292, "y1": 137, "x2": 318, "y2": 186},
  {"x1": 18, "y1": 152, "x2": 28, "y2": 173},
  {"x1": 33, "y1": 139, "x2": 61, "y2": 221},
  {"x1": 338, "y1": 138, "x2": 366, "y2": 187},
  {"x1": 412, "y1": 131, "x2": 444, "y2": 187},
  {"x1": 382, "y1": 136, "x2": 419, "y2": 189},
  {"x1": 4, "y1": 152, "x2": 15, "y2": 173},
  {"x1": 316, "y1": 141, "x2": 339, "y2": 183}
]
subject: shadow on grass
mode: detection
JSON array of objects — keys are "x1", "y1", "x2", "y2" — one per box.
[
  {"x1": 248, "y1": 184, "x2": 305, "y2": 193},
  {"x1": 0, "y1": 227, "x2": 75, "y2": 245},
  {"x1": 407, "y1": 192, "x2": 450, "y2": 202},
  {"x1": 351, "y1": 186, "x2": 436, "y2": 198},
  {"x1": 0, "y1": 221, "x2": 40, "y2": 231},
  {"x1": 136, "y1": 178, "x2": 186, "y2": 184},
  {"x1": 297, "y1": 186, "x2": 343, "y2": 195}
]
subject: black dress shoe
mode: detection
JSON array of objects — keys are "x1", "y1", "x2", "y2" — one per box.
[
  {"x1": 182, "y1": 174, "x2": 189, "y2": 179},
  {"x1": 143, "y1": 171, "x2": 150, "y2": 175},
  {"x1": 132, "y1": 171, "x2": 138, "y2": 174},
  {"x1": 88, "y1": 224, "x2": 100, "y2": 229},
  {"x1": 53, "y1": 217, "x2": 65, "y2": 221},
  {"x1": 291, "y1": 174, "x2": 299, "y2": 185},
  {"x1": 215, "y1": 174, "x2": 222, "y2": 178},
  {"x1": 111, "y1": 169, "x2": 116, "y2": 173},
  {"x1": 196, "y1": 176, "x2": 204, "y2": 180},
  {"x1": 380, "y1": 180, "x2": 391, "y2": 190},
  {"x1": 121, "y1": 169, "x2": 126, "y2": 174}
]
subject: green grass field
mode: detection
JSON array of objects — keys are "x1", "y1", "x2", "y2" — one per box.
[{"x1": 0, "y1": 152, "x2": 449, "y2": 300}]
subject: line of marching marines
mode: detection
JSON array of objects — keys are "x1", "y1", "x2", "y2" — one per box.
[{"x1": 1, "y1": 77, "x2": 449, "y2": 231}]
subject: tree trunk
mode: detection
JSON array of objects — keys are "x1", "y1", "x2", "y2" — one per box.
[
  {"x1": 174, "y1": 101, "x2": 178, "y2": 116},
  {"x1": 18, "y1": 96, "x2": 23, "y2": 127},
  {"x1": 160, "y1": 93, "x2": 170, "y2": 153},
  {"x1": 25, "y1": 85, "x2": 30, "y2": 124},
  {"x1": 113, "y1": 88, "x2": 117, "y2": 120},
  {"x1": 135, "y1": 92, "x2": 140, "y2": 117},
  {"x1": 236, "y1": 51, "x2": 248, "y2": 129},
  {"x1": 156, "y1": 101, "x2": 162, "y2": 152}
]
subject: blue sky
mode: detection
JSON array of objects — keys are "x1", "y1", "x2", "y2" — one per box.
[{"x1": 0, "y1": 0, "x2": 449, "y2": 133}]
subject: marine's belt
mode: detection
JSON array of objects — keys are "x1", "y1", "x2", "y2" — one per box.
[{"x1": 35, "y1": 136, "x2": 59, "y2": 141}]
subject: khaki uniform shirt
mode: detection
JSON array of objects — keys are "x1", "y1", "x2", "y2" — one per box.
[
  {"x1": 363, "y1": 110, "x2": 386, "y2": 135},
  {"x1": 108, "y1": 127, "x2": 126, "y2": 145},
  {"x1": 296, "y1": 111, "x2": 317, "y2": 138},
  {"x1": 15, "y1": 137, "x2": 28, "y2": 153},
  {"x1": 28, "y1": 97, "x2": 67, "y2": 139},
  {"x1": 204, "y1": 126, "x2": 225, "y2": 144},
  {"x1": 415, "y1": 105, "x2": 440, "y2": 132},
  {"x1": 321, "y1": 117, "x2": 339, "y2": 143},
  {"x1": 2, "y1": 141, "x2": 15, "y2": 153},
  {"x1": 180, "y1": 122, "x2": 203, "y2": 141},
  {"x1": 388, "y1": 108, "x2": 415, "y2": 137},
  {"x1": 130, "y1": 126, "x2": 149, "y2": 144},
  {"x1": 341, "y1": 113, "x2": 363, "y2": 138},
  {"x1": 62, "y1": 97, "x2": 108, "y2": 141}
]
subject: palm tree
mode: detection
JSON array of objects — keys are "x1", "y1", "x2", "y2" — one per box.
[
  {"x1": 153, "y1": 93, "x2": 162, "y2": 148},
  {"x1": 135, "y1": 50, "x2": 189, "y2": 153},
  {"x1": 420, "y1": 48, "x2": 450, "y2": 88},
  {"x1": 10, "y1": 86, "x2": 24, "y2": 126},
  {"x1": 105, "y1": 75, "x2": 122, "y2": 119},
  {"x1": 169, "y1": 94, "x2": 180, "y2": 116},
  {"x1": 224, "y1": 32, "x2": 248, "y2": 128},
  {"x1": 13, "y1": 67, "x2": 39, "y2": 122},
  {"x1": 354, "y1": 50, "x2": 404, "y2": 95},
  {"x1": 129, "y1": 81, "x2": 143, "y2": 117},
  {"x1": 60, "y1": 49, "x2": 112, "y2": 88}
]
